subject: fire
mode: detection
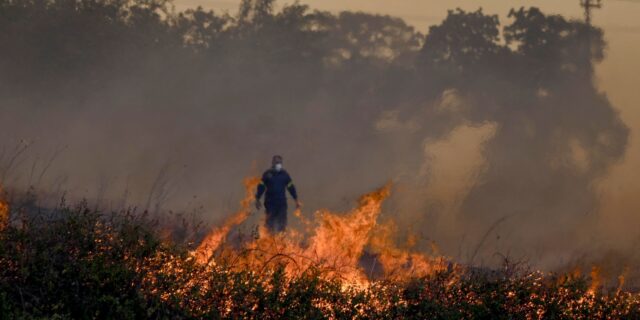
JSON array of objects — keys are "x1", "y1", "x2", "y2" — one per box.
[
  {"x1": 0, "y1": 183, "x2": 8, "y2": 231},
  {"x1": 302, "y1": 184, "x2": 392, "y2": 283},
  {"x1": 369, "y1": 221, "x2": 448, "y2": 280},
  {"x1": 4, "y1": 175, "x2": 634, "y2": 318},
  {"x1": 204, "y1": 184, "x2": 394, "y2": 287},
  {"x1": 194, "y1": 176, "x2": 261, "y2": 264},
  {"x1": 141, "y1": 178, "x2": 421, "y2": 313},
  {"x1": 188, "y1": 175, "x2": 640, "y2": 314},
  {"x1": 588, "y1": 265, "x2": 602, "y2": 295},
  {"x1": 191, "y1": 181, "x2": 446, "y2": 289},
  {"x1": 617, "y1": 266, "x2": 629, "y2": 293},
  {"x1": 151, "y1": 177, "x2": 640, "y2": 317}
]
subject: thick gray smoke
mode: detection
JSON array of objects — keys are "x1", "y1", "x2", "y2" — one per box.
[{"x1": 0, "y1": 0, "x2": 631, "y2": 274}]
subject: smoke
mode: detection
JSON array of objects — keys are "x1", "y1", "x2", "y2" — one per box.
[{"x1": 0, "y1": 1, "x2": 632, "y2": 272}]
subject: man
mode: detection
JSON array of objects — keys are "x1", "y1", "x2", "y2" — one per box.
[{"x1": 255, "y1": 155, "x2": 300, "y2": 233}]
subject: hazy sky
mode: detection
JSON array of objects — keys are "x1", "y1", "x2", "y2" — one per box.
[{"x1": 172, "y1": 0, "x2": 640, "y2": 240}]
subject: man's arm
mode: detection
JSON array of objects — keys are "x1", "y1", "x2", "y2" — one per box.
[
  {"x1": 286, "y1": 174, "x2": 300, "y2": 208},
  {"x1": 255, "y1": 175, "x2": 267, "y2": 210}
]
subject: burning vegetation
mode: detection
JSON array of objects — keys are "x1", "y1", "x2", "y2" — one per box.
[
  {"x1": 1, "y1": 179, "x2": 640, "y2": 319},
  {"x1": 193, "y1": 179, "x2": 447, "y2": 289},
  {"x1": 0, "y1": 185, "x2": 8, "y2": 231}
]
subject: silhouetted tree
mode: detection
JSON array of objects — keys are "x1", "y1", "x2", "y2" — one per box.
[{"x1": 0, "y1": 0, "x2": 629, "y2": 267}]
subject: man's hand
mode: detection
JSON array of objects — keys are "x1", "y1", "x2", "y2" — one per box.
[
  {"x1": 295, "y1": 200, "x2": 301, "y2": 209},
  {"x1": 255, "y1": 199, "x2": 262, "y2": 210}
]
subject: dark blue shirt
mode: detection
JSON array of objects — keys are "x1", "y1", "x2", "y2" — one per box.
[{"x1": 255, "y1": 169, "x2": 298, "y2": 207}]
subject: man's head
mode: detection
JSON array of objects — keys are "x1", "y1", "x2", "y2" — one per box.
[{"x1": 272, "y1": 155, "x2": 283, "y2": 171}]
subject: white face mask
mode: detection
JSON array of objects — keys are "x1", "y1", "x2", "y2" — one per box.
[{"x1": 274, "y1": 163, "x2": 283, "y2": 171}]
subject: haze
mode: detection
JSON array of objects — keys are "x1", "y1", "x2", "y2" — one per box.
[
  {"x1": 2, "y1": 0, "x2": 639, "y2": 279},
  {"x1": 174, "y1": 0, "x2": 640, "y2": 265}
]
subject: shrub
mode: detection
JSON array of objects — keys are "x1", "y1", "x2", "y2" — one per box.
[{"x1": 1, "y1": 202, "x2": 639, "y2": 319}]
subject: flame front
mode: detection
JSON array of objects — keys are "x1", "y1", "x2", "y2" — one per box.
[
  {"x1": 146, "y1": 178, "x2": 640, "y2": 317},
  {"x1": 194, "y1": 176, "x2": 261, "y2": 264},
  {"x1": 190, "y1": 181, "x2": 447, "y2": 290},
  {"x1": 1, "y1": 175, "x2": 638, "y2": 318},
  {"x1": 588, "y1": 265, "x2": 602, "y2": 295},
  {"x1": 0, "y1": 183, "x2": 8, "y2": 231}
]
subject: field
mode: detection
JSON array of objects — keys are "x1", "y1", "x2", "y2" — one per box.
[{"x1": 1, "y1": 184, "x2": 639, "y2": 319}]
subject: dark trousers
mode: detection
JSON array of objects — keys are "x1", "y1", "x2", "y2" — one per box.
[{"x1": 265, "y1": 204, "x2": 287, "y2": 234}]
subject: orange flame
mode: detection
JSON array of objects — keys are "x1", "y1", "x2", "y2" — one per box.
[
  {"x1": 194, "y1": 176, "x2": 260, "y2": 263},
  {"x1": 189, "y1": 181, "x2": 449, "y2": 289},
  {"x1": 304, "y1": 184, "x2": 392, "y2": 281},
  {"x1": 195, "y1": 185, "x2": 391, "y2": 287},
  {"x1": 369, "y1": 220, "x2": 448, "y2": 280},
  {"x1": 139, "y1": 179, "x2": 463, "y2": 316},
  {"x1": 0, "y1": 184, "x2": 8, "y2": 231},
  {"x1": 588, "y1": 265, "x2": 601, "y2": 295},
  {"x1": 617, "y1": 266, "x2": 629, "y2": 294}
]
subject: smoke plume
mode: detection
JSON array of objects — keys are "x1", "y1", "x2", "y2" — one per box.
[{"x1": 0, "y1": 0, "x2": 631, "y2": 272}]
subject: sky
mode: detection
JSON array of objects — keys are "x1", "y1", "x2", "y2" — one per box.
[{"x1": 171, "y1": 0, "x2": 640, "y2": 243}]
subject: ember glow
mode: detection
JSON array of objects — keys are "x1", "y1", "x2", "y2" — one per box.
[
  {"x1": 194, "y1": 176, "x2": 261, "y2": 264},
  {"x1": 0, "y1": 184, "x2": 8, "y2": 231},
  {"x1": 192, "y1": 179, "x2": 447, "y2": 288},
  {"x1": 2, "y1": 178, "x2": 640, "y2": 318},
  {"x1": 125, "y1": 178, "x2": 640, "y2": 318}
]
